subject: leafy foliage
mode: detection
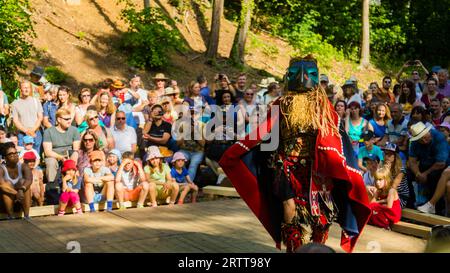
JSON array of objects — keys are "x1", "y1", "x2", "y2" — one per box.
[
  {"x1": 118, "y1": 0, "x2": 185, "y2": 69},
  {"x1": 44, "y1": 66, "x2": 68, "y2": 84},
  {"x1": 0, "y1": 0, "x2": 35, "y2": 96}
]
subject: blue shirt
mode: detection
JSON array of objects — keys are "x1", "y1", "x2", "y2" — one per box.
[
  {"x1": 200, "y1": 86, "x2": 215, "y2": 105},
  {"x1": 43, "y1": 101, "x2": 58, "y2": 126},
  {"x1": 410, "y1": 129, "x2": 450, "y2": 167},
  {"x1": 171, "y1": 167, "x2": 189, "y2": 183},
  {"x1": 369, "y1": 119, "x2": 386, "y2": 139},
  {"x1": 358, "y1": 144, "x2": 384, "y2": 162},
  {"x1": 66, "y1": 179, "x2": 81, "y2": 190}
]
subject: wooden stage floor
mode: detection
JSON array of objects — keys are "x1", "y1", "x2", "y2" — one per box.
[{"x1": 0, "y1": 199, "x2": 426, "y2": 253}]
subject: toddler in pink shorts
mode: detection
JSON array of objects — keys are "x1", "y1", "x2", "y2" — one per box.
[{"x1": 57, "y1": 160, "x2": 83, "y2": 216}]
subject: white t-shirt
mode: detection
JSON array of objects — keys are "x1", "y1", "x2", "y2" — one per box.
[
  {"x1": 121, "y1": 170, "x2": 139, "y2": 190},
  {"x1": 363, "y1": 171, "x2": 375, "y2": 187},
  {"x1": 111, "y1": 125, "x2": 137, "y2": 154}
]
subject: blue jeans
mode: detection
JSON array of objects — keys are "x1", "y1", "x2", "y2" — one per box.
[
  {"x1": 18, "y1": 130, "x2": 43, "y2": 154},
  {"x1": 180, "y1": 150, "x2": 204, "y2": 182}
]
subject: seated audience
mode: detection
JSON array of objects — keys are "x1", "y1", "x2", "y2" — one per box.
[
  {"x1": 57, "y1": 160, "x2": 83, "y2": 216},
  {"x1": 171, "y1": 152, "x2": 198, "y2": 205}
]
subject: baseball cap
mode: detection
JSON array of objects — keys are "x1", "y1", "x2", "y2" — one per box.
[
  {"x1": 62, "y1": 159, "x2": 77, "y2": 173},
  {"x1": 319, "y1": 74, "x2": 329, "y2": 83},
  {"x1": 23, "y1": 135, "x2": 34, "y2": 144},
  {"x1": 382, "y1": 142, "x2": 398, "y2": 153},
  {"x1": 23, "y1": 151, "x2": 37, "y2": 161},
  {"x1": 362, "y1": 130, "x2": 374, "y2": 141},
  {"x1": 363, "y1": 154, "x2": 380, "y2": 163}
]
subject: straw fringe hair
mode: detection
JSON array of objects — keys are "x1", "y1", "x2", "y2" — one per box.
[{"x1": 279, "y1": 85, "x2": 339, "y2": 137}]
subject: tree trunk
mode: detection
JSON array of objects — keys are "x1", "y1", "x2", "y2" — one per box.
[
  {"x1": 144, "y1": 0, "x2": 150, "y2": 8},
  {"x1": 360, "y1": 0, "x2": 370, "y2": 68},
  {"x1": 206, "y1": 0, "x2": 224, "y2": 62},
  {"x1": 230, "y1": 0, "x2": 253, "y2": 65}
]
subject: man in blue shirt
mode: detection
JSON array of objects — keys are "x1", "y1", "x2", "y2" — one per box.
[
  {"x1": 409, "y1": 122, "x2": 449, "y2": 214},
  {"x1": 42, "y1": 87, "x2": 59, "y2": 128},
  {"x1": 197, "y1": 75, "x2": 215, "y2": 105}
]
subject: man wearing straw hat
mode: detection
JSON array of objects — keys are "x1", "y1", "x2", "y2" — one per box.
[{"x1": 409, "y1": 121, "x2": 449, "y2": 214}]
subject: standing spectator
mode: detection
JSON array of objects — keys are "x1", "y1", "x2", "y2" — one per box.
[
  {"x1": 409, "y1": 122, "x2": 449, "y2": 214},
  {"x1": 56, "y1": 86, "x2": 76, "y2": 125},
  {"x1": 319, "y1": 74, "x2": 329, "y2": 90},
  {"x1": 75, "y1": 88, "x2": 93, "y2": 126},
  {"x1": 6, "y1": 132, "x2": 22, "y2": 154},
  {"x1": 368, "y1": 167, "x2": 402, "y2": 229},
  {"x1": 152, "y1": 73, "x2": 169, "y2": 99},
  {"x1": 261, "y1": 82, "x2": 281, "y2": 105},
  {"x1": 23, "y1": 151, "x2": 44, "y2": 207},
  {"x1": 81, "y1": 109, "x2": 115, "y2": 152},
  {"x1": 142, "y1": 104, "x2": 172, "y2": 153},
  {"x1": 367, "y1": 103, "x2": 391, "y2": 145},
  {"x1": 198, "y1": 75, "x2": 215, "y2": 105},
  {"x1": 183, "y1": 81, "x2": 208, "y2": 111},
  {"x1": 28, "y1": 66, "x2": 46, "y2": 101},
  {"x1": 95, "y1": 91, "x2": 116, "y2": 128},
  {"x1": 109, "y1": 79, "x2": 126, "y2": 107},
  {"x1": 373, "y1": 76, "x2": 395, "y2": 103},
  {"x1": 0, "y1": 143, "x2": 33, "y2": 219},
  {"x1": 144, "y1": 146, "x2": 179, "y2": 206},
  {"x1": 143, "y1": 90, "x2": 159, "y2": 122},
  {"x1": 334, "y1": 100, "x2": 347, "y2": 120},
  {"x1": 111, "y1": 111, "x2": 137, "y2": 154},
  {"x1": 411, "y1": 70, "x2": 424, "y2": 100},
  {"x1": 342, "y1": 80, "x2": 362, "y2": 106},
  {"x1": 171, "y1": 152, "x2": 198, "y2": 204},
  {"x1": 345, "y1": 101, "x2": 367, "y2": 154},
  {"x1": 358, "y1": 130, "x2": 384, "y2": 173},
  {"x1": 42, "y1": 85, "x2": 59, "y2": 128},
  {"x1": 238, "y1": 88, "x2": 261, "y2": 134},
  {"x1": 430, "y1": 99, "x2": 444, "y2": 127},
  {"x1": 106, "y1": 149, "x2": 121, "y2": 176},
  {"x1": 115, "y1": 151, "x2": 154, "y2": 209},
  {"x1": 211, "y1": 73, "x2": 235, "y2": 106},
  {"x1": 255, "y1": 78, "x2": 270, "y2": 105},
  {"x1": 398, "y1": 80, "x2": 423, "y2": 116},
  {"x1": 421, "y1": 78, "x2": 444, "y2": 108},
  {"x1": 11, "y1": 80, "x2": 44, "y2": 153},
  {"x1": 57, "y1": 160, "x2": 83, "y2": 216},
  {"x1": 0, "y1": 81, "x2": 10, "y2": 128},
  {"x1": 382, "y1": 103, "x2": 408, "y2": 154},
  {"x1": 43, "y1": 108, "x2": 81, "y2": 204},
  {"x1": 437, "y1": 69, "x2": 450, "y2": 98},
  {"x1": 83, "y1": 150, "x2": 115, "y2": 212},
  {"x1": 127, "y1": 75, "x2": 148, "y2": 127},
  {"x1": 382, "y1": 143, "x2": 411, "y2": 208},
  {"x1": 233, "y1": 73, "x2": 247, "y2": 102}
]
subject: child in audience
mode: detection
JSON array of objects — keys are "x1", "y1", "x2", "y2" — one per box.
[
  {"x1": 19, "y1": 135, "x2": 40, "y2": 166},
  {"x1": 170, "y1": 152, "x2": 198, "y2": 204},
  {"x1": 368, "y1": 167, "x2": 402, "y2": 229},
  {"x1": 358, "y1": 130, "x2": 384, "y2": 173},
  {"x1": 58, "y1": 160, "x2": 83, "y2": 216},
  {"x1": 107, "y1": 149, "x2": 121, "y2": 176},
  {"x1": 83, "y1": 150, "x2": 115, "y2": 212},
  {"x1": 23, "y1": 151, "x2": 44, "y2": 206},
  {"x1": 144, "y1": 146, "x2": 179, "y2": 206},
  {"x1": 115, "y1": 152, "x2": 156, "y2": 209},
  {"x1": 362, "y1": 154, "x2": 380, "y2": 196}
]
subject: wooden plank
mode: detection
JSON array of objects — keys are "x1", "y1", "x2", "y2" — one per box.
[
  {"x1": 202, "y1": 186, "x2": 240, "y2": 198},
  {"x1": 391, "y1": 221, "x2": 431, "y2": 239},
  {"x1": 0, "y1": 201, "x2": 138, "y2": 219},
  {"x1": 402, "y1": 208, "x2": 450, "y2": 226}
]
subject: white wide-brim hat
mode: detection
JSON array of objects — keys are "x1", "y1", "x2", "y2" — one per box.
[{"x1": 410, "y1": 122, "x2": 433, "y2": 142}]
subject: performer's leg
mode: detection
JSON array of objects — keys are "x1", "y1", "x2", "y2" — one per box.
[
  {"x1": 311, "y1": 221, "x2": 331, "y2": 244},
  {"x1": 283, "y1": 198, "x2": 296, "y2": 223}
]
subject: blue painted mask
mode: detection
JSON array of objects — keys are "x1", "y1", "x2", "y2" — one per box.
[{"x1": 284, "y1": 57, "x2": 319, "y2": 93}]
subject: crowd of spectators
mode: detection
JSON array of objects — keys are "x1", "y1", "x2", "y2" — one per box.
[{"x1": 0, "y1": 63, "x2": 448, "y2": 226}]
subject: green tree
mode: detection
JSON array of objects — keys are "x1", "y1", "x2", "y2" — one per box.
[
  {"x1": 0, "y1": 0, "x2": 35, "y2": 95},
  {"x1": 229, "y1": 0, "x2": 254, "y2": 66}
]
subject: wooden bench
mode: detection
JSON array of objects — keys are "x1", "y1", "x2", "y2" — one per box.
[
  {"x1": 202, "y1": 186, "x2": 240, "y2": 199},
  {"x1": 391, "y1": 221, "x2": 431, "y2": 239},
  {"x1": 0, "y1": 201, "x2": 137, "y2": 220},
  {"x1": 401, "y1": 208, "x2": 450, "y2": 226}
]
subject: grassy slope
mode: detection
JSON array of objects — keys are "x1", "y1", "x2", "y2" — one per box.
[{"x1": 27, "y1": 0, "x2": 388, "y2": 92}]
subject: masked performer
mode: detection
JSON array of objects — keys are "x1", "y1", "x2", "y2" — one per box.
[{"x1": 219, "y1": 56, "x2": 371, "y2": 253}]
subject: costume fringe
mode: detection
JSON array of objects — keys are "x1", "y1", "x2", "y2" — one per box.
[{"x1": 280, "y1": 86, "x2": 339, "y2": 138}]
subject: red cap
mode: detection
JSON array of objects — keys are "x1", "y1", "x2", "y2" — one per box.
[
  {"x1": 62, "y1": 159, "x2": 77, "y2": 173},
  {"x1": 23, "y1": 151, "x2": 37, "y2": 161}
]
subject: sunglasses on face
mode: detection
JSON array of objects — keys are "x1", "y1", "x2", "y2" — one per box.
[
  {"x1": 59, "y1": 117, "x2": 71, "y2": 121},
  {"x1": 83, "y1": 138, "x2": 95, "y2": 142},
  {"x1": 89, "y1": 116, "x2": 99, "y2": 121},
  {"x1": 82, "y1": 94, "x2": 91, "y2": 98},
  {"x1": 116, "y1": 117, "x2": 126, "y2": 120},
  {"x1": 245, "y1": 93, "x2": 254, "y2": 96},
  {"x1": 384, "y1": 81, "x2": 391, "y2": 84}
]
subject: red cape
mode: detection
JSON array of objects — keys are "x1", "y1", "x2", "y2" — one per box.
[{"x1": 219, "y1": 100, "x2": 371, "y2": 253}]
